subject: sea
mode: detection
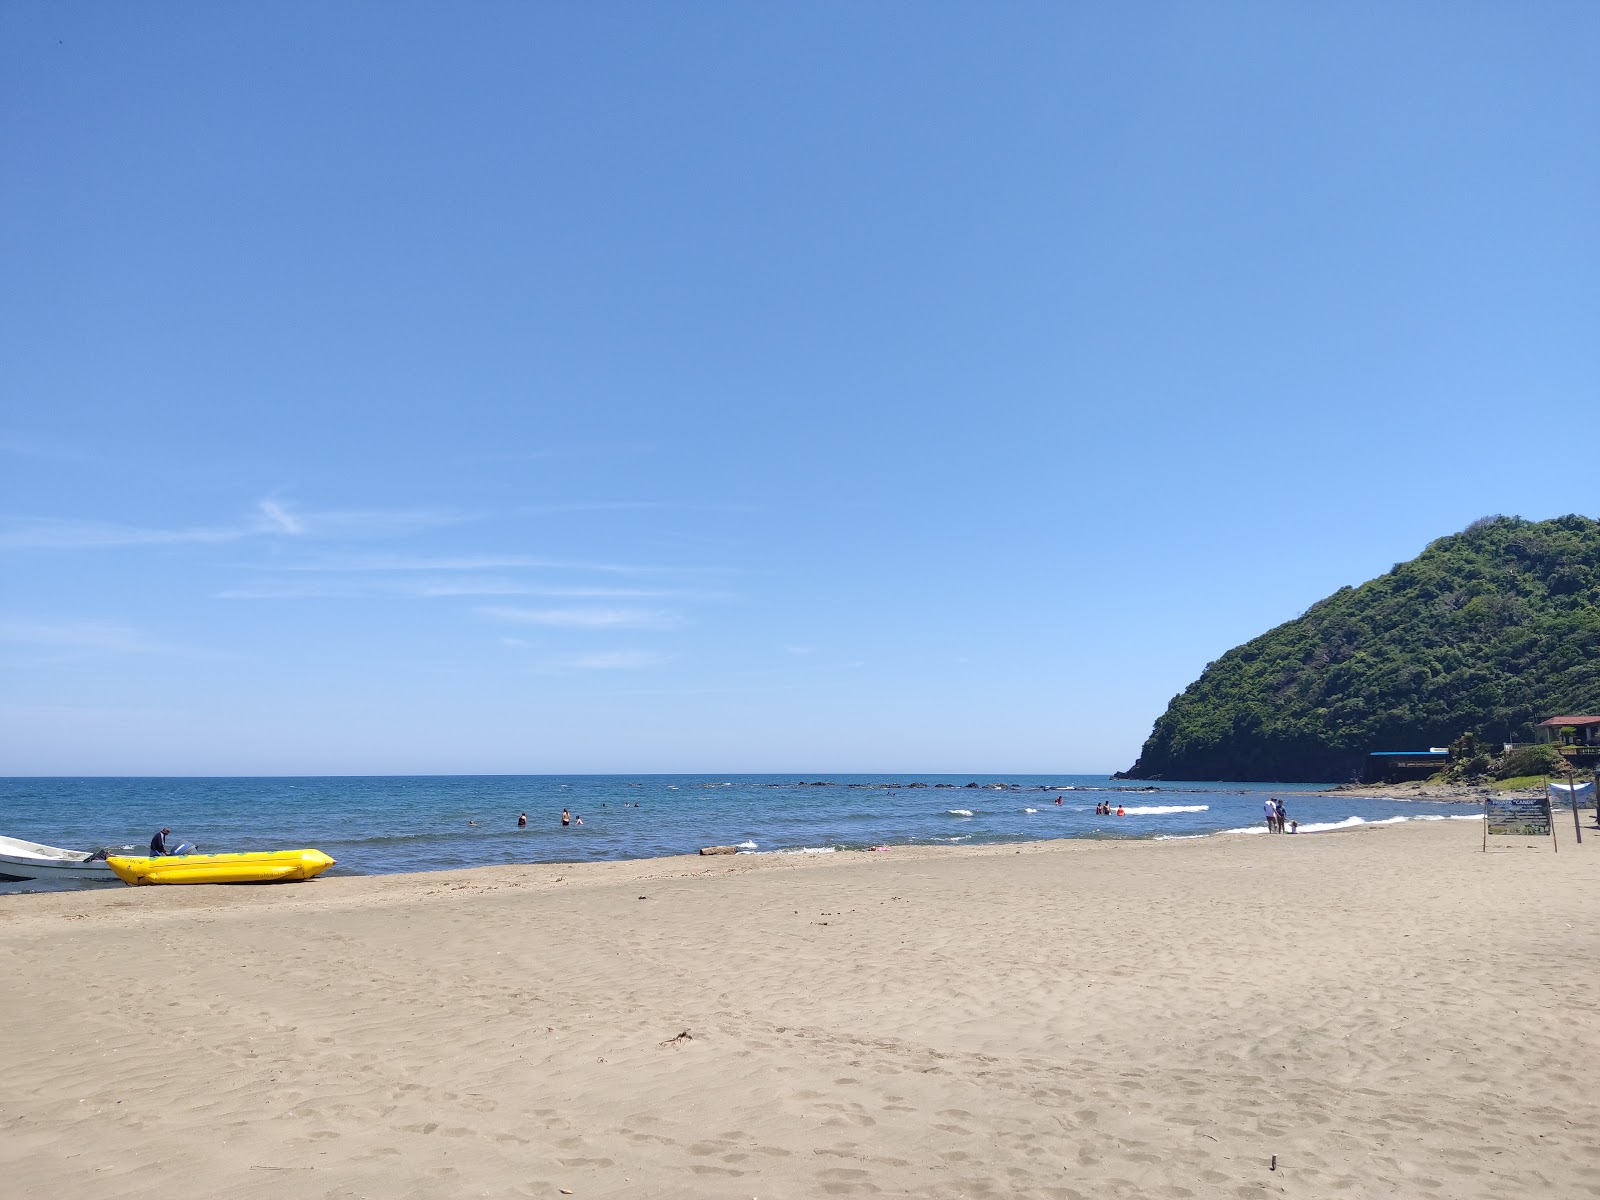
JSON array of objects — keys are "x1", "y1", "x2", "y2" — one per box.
[{"x1": 0, "y1": 774, "x2": 1485, "y2": 895}]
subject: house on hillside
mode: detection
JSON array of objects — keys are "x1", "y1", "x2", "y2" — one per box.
[
  {"x1": 1536, "y1": 716, "x2": 1600, "y2": 746},
  {"x1": 1535, "y1": 716, "x2": 1600, "y2": 758}
]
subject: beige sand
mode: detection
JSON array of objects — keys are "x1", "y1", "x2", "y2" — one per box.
[{"x1": 3, "y1": 820, "x2": 1597, "y2": 1200}]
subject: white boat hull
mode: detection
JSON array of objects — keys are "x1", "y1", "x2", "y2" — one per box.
[{"x1": 0, "y1": 835, "x2": 119, "y2": 883}]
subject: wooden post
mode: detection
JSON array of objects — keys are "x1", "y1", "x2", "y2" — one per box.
[
  {"x1": 1567, "y1": 765, "x2": 1583, "y2": 845},
  {"x1": 1547, "y1": 777, "x2": 1558, "y2": 853}
]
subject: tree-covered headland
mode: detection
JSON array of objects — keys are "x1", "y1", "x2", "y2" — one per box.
[{"x1": 1120, "y1": 515, "x2": 1600, "y2": 782}]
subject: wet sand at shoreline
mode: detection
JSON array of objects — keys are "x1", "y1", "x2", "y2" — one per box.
[{"x1": 3, "y1": 820, "x2": 1597, "y2": 1199}]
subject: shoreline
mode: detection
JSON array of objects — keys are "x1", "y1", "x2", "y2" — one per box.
[
  {"x1": 0, "y1": 812, "x2": 1455, "y2": 916},
  {"x1": 1, "y1": 800, "x2": 1492, "y2": 899}
]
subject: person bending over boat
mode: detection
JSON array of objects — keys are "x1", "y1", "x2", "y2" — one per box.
[{"x1": 149, "y1": 827, "x2": 172, "y2": 856}]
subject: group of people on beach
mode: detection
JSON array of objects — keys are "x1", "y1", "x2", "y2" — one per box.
[{"x1": 1263, "y1": 797, "x2": 1297, "y2": 834}]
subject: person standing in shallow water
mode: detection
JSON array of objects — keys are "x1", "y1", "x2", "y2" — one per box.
[
  {"x1": 561, "y1": 808, "x2": 570, "y2": 827},
  {"x1": 517, "y1": 812, "x2": 527, "y2": 828},
  {"x1": 1274, "y1": 798, "x2": 1288, "y2": 834},
  {"x1": 1264, "y1": 796, "x2": 1279, "y2": 834}
]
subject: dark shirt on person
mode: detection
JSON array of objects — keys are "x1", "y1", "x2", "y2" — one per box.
[{"x1": 149, "y1": 831, "x2": 169, "y2": 856}]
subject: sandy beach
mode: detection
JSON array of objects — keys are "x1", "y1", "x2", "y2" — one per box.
[{"x1": 3, "y1": 820, "x2": 1597, "y2": 1200}]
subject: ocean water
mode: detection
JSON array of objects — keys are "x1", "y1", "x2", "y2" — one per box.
[{"x1": 0, "y1": 774, "x2": 1481, "y2": 894}]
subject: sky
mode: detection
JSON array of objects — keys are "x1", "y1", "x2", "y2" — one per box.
[{"x1": 2, "y1": 3, "x2": 1597, "y2": 775}]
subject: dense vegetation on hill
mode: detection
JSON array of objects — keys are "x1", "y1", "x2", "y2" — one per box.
[{"x1": 1121, "y1": 515, "x2": 1600, "y2": 782}]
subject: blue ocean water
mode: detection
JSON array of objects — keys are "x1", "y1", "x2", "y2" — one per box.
[{"x1": 0, "y1": 774, "x2": 1479, "y2": 894}]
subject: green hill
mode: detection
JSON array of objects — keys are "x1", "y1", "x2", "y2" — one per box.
[{"x1": 1120, "y1": 514, "x2": 1600, "y2": 782}]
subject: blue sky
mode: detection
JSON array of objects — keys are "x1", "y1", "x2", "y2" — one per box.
[{"x1": 2, "y1": 4, "x2": 1596, "y2": 775}]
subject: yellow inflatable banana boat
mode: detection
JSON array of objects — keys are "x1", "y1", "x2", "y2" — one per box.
[{"x1": 106, "y1": 848, "x2": 336, "y2": 886}]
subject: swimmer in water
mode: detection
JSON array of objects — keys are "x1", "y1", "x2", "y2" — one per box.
[
  {"x1": 561, "y1": 808, "x2": 570, "y2": 827},
  {"x1": 1116, "y1": 804, "x2": 1125, "y2": 817},
  {"x1": 517, "y1": 812, "x2": 527, "y2": 828}
]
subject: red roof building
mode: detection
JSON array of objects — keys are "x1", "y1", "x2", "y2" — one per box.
[{"x1": 1536, "y1": 716, "x2": 1600, "y2": 747}]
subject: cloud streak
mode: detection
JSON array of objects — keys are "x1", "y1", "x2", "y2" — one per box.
[
  {"x1": 271, "y1": 553, "x2": 734, "y2": 576},
  {"x1": 215, "y1": 577, "x2": 732, "y2": 601},
  {"x1": 478, "y1": 606, "x2": 680, "y2": 630},
  {"x1": 0, "y1": 516, "x2": 255, "y2": 550},
  {"x1": 567, "y1": 650, "x2": 670, "y2": 669},
  {"x1": 0, "y1": 619, "x2": 177, "y2": 655},
  {"x1": 0, "y1": 500, "x2": 463, "y2": 551}
]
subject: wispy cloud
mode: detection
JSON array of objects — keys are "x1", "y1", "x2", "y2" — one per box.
[
  {"x1": 0, "y1": 619, "x2": 176, "y2": 655},
  {"x1": 0, "y1": 500, "x2": 463, "y2": 551},
  {"x1": 567, "y1": 650, "x2": 670, "y2": 669},
  {"x1": 785, "y1": 644, "x2": 815, "y2": 655},
  {"x1": 271, "y1": 553, "x2": 735, "y2": 576},
  {"x1": 478, "y1": 606, "x2": 679, "y2": 630},
  {"x1": 256, "y1": 499, "x2": 305, "y2": 534},
  {"x1": 216, "y1": 577, "x2": 731, "y2": 601},
  {"x1": 0, "y1": 516, "x2": 254, "y2": 550},
  {"x1": 418, "y1": 582, "x2": 723, "y2": 600}
]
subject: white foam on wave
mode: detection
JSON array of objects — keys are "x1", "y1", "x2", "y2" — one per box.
[
  {"x1": 1232, "y1": 815, "x2": 1364, "y2": 835},
  {"x1": 947, "y1": 809, "x2": 974, "y2": 817},
  {"x1": 736, "y1": 840, "x2": 758, "y2": 849},
  {"x1": 1022, "y1": 807, "x2": 1038, "y2": 813},
  {"x1": 764, "y1": 846, "x2": 837, "y2": 855},
  {"x1": 1119, "y1": 804, "x2": 1209, "y2": 815},
  {"x1": 1228, "y1": 812, "x2": 1481, "y2": 836}
]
